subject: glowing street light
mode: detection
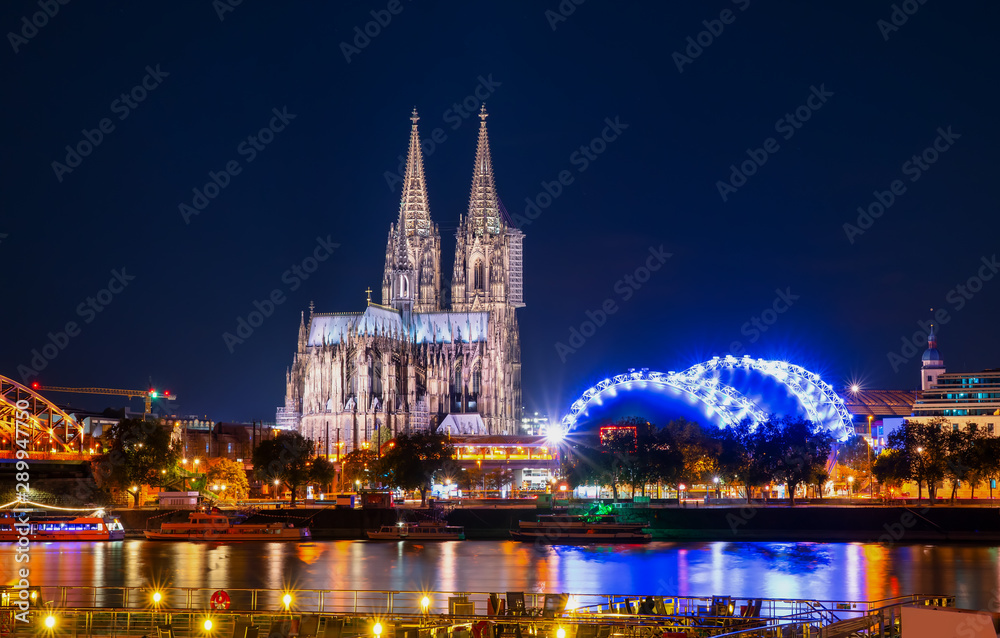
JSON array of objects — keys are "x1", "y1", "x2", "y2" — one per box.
[
  {"x1": 373, "y1": 622, "x2": 383, "y2": 638},
  {"x1": 557, "y1": 628, "x2": 566, "y2": 638},
  {"x1": 203, "y1": 619, "x2": 214, "y2": 632},
  {"x1": 283, "y1": 593, "x2": 292, "y2": 610},
  {"x1": 44, "y1": 615, "x2": 56, "y2": 629},
  {"x1": 152, "y1": 591, "x2": 163, "y2": 606},
  {"x1": 421, "y1": 596, "x2": 430, "y2": 614}
]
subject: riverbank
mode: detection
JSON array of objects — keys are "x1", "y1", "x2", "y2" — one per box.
[{"x1": 112, "y1": 504, "x2": 1000, "y2": 542}]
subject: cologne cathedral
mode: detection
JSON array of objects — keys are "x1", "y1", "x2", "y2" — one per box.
[{"x1": 278, "y1": 107, "x2": 524, "y2": 454}]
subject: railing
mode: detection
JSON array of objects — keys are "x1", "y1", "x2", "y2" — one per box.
[{"x1": 3, "y1": 587, "x2": 954, "y2": 638}]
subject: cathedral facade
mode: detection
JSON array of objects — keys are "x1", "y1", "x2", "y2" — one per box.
[{"x1": 278, "y1": 107, "x2": 524, "y2": 454}]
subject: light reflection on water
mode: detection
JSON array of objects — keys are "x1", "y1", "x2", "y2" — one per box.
[{"x1": 6, "y1": 541, "x2": 999, "y2": 610}]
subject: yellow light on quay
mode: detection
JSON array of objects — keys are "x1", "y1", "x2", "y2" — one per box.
[
  {"x1": 373, "y1": 622, "x2": 383, "y2": 637},
  {"x1": 203, "y1": 619, "x2": 213, "y2": 632},
  {"x1": 557, "y1": 628, "x2": 566, "y2": 638},
  {"x1": 283, "y1": 593, "x2": 292, "y2": 609},
  {"x1": 152, "y1": 591, "x2": 162, "y2": 604},
  {"x1": 421, "y1": 596, "x2": 430, "y2": 612},
  {"x1": 44, "y1": 615, "x2": 56, "y2": 629}
]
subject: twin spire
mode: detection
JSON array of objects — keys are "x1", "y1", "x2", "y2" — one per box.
[
  {"x1": 467, "y1": 105, "x2": 503, "y2": 236},
  {"x1": 397, "y1": 107, "x2": 433, "y2": 238},
  {"x1": 396, "y1": 105, "x2": 503, "y2": 237}
]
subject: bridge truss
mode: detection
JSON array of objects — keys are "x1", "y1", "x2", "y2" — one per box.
[{"x1": 0, "y1": 375, "x2": 81, "y2": 452}]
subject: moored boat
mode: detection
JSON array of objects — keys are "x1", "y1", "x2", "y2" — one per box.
[
  {"x1": 0, "y1": 512, "x2": 125, "y2": 542},
  {"x1": 366, "y1": 521, "x2": 465, "y2": 540},
  {"x1": 144, "y1": 511, "x2": 310, "y2": 541},
  {"x1": 511, "y1": 514, "x2": 651, "y2": 543}
]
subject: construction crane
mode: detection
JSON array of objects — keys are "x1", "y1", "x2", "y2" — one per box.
[{"x1": 30, "y1": 382, "x2": 176, "y2": 414}]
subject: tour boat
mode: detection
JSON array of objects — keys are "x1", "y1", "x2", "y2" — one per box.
[
  {"x1": 0, "y1": 513, "x2": 125, "y2": 542},
  {"x1": 366, "y1": 521, "x2": 465, "y2": 540},
  {"x1": 144, "y1": 511, "x2": 310, "y2": 541},
  {"x1": 511, "y1": 514, "x2": 652, "y2": 543}
]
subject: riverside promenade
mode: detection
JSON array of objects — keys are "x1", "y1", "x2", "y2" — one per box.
[{"x1": 1, "y1": 586, "x2": 954, "y2": 638}]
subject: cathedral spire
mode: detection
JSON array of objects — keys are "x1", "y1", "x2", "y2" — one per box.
[
  {"x1": 467, "y1": 104, "x2": 502, "y2": 236},
  {"x1": 398, "y1": 107, "x2": 433, "y2": 237}
]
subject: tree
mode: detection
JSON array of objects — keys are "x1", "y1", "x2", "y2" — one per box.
[
  {"x1": 662, "y1": 418, "x2": 718, "y2": 493},
  {"x1": 721, "y1": 419, "x2": 781, "y2": 503},
  {"x1": 252, "y1": 431, "x2": 314, "y2": 505},
  {"x1": 341, "y1": 449, "x2": 377, "y2": 489},
  {"x1": 485, "y1": 467, "x2": 515, "y2": 491},
  {"x1": 978, "y1": 437, "x2": 1000, "y2": 499},
  {"x1": 377, "y1": 432, "x2": 453, "y2": 506},
  {"x1": 771, "y1": 419, "x2": 832, "y2": 506},
  {"x1": 94, "y1": 418, "x2": 178, "y2": 507},
  {"x1": 310, "y1": 456, "x2": 337, "y2": 494},
  {"x1": 945, "y1": 426, "x2": 985, "y2": 502},
  {"x1": 205, "y1": 458, "x2": 250, "y2": 502},
  {"x1": 872, "y1": 448, "x2": 908, "y2": 494}
]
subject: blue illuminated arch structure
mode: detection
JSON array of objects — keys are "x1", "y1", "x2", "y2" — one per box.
[{"x1": 561, "y1": 355, "x2": 853, "y2": 441}]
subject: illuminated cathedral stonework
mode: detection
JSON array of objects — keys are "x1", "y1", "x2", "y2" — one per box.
[{"x1": 279, "y1": 107, "x2": 524, "y2": 453}]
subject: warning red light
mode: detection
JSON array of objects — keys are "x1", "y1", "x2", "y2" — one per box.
[{"x1": 31, "y1": 382, "x2": 40, "y2": 389}]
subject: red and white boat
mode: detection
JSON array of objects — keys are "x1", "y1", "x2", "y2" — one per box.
[
  {"x1": 0, "y1": 513, "x2": 125, "y2": 542},
  {"x1": 144, "y1": 511, "x2": 310, "y2": 541}
]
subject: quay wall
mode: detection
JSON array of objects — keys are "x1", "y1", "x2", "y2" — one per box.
[{"x1": 112, "y1": 505, "x2": 1000, "y2": 542}]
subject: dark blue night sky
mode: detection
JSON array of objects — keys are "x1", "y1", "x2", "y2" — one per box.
[{"x1": 2, "y1": 1, "x2": 998, "y2": 422}]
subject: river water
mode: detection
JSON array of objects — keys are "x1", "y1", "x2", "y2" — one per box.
[{"x1": 7, "y1": 541, "x2": 1000, "y2": 610}]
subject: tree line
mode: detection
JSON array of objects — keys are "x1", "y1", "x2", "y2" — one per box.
[
  {"x1": 560, "y1": 416, "x2": 834, "y2": 506},
  {"x1": 873, "y1": 418, "x2": 1000, "y2": 502}
]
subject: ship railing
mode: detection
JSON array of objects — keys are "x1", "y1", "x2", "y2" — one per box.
[
  {"x1": 709, "y1": 593, "x2": 955, "y2": 638},
  {"x1": 19, "y1": 587, "x2": 954, "y2": 634}
]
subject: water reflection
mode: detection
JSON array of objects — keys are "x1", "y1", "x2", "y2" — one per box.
[{"x1": 6, "y1": 540, "x2": 1000, "y2": 611}]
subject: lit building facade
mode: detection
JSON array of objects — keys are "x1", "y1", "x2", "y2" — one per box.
[
  {"x1": 280, "y1": 107, "x2": 524, "y2": 454},
  {"x1": 882, "y1": 328, "x2": 1000, "y2": 436}
]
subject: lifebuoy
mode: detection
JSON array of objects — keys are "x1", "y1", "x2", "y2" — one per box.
[
  {"x1": 471, "y1": 621, "x2": 492, "y2": 638},
  {"x1": 210, "y1": 590, "x2": 231, "y2": 610}
]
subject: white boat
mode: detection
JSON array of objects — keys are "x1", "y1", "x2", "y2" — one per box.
[
  {"x1": 512, "y1": 514, "x2": 651, "y2": 543},
  {"x1": 366, "y1": 521, "x2": 465, "y2": 540},
  {"x1": 144, "y1": 511, "x2": 310, "y2": 541}
]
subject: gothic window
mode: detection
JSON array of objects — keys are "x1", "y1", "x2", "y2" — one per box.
[
  {"x1": 450, "y1": 360, "x2": 463, "y2": 395},
  {"x1": 399, "y1": 275, "x2": 409, "y2": 298},
  {"x1": 370, "y1": 352, "x2": 383, "y2": 399},
  {"x1": 473, "y1": 260, "x2": 484, "y2": 290},
  {"x1": 471, "y1": 366, "x2": 481, "y2": 395},
  {"x1": 346, "y1": 354, "x2": 358, "y2": 398}
]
